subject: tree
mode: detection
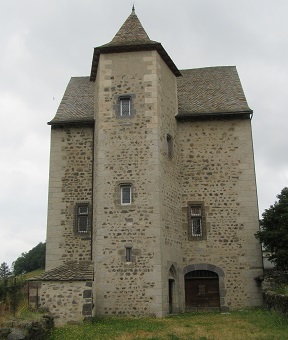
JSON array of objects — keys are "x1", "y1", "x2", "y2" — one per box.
[
  {"x1": 0, "y1": 262, "x2": 12, "y2": 302},
  {"x1": 13, "y1": 242, "x2": 46, "y2": 276},
  {"x1": 256, "y1": 187, "x2": 288, "y2": 270},
  {"x1": 0, "y1": 262, "x2": 12, "y2": 279}
]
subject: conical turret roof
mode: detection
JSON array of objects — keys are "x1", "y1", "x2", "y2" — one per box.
[
  {"x1": 90, "y1": 8, "x2": 181, "y2": 81},
  {"x1": 107, "y1": 8, "x2": 154, "y2": 46}
]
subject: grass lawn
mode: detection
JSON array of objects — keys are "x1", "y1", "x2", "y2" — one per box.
[{"x1": 47, "y1": 309, "x2": 288, "y2": 340}]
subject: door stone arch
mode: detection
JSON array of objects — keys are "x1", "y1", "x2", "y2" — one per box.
[
  {"x1": 183, "y1": 264, "x2": 226, "y2": 310},
  {"x1": 168, "y1": 265, "x2": 176, "y2": 314}
]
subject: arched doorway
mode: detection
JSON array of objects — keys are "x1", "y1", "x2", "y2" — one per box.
[
  {"x1": 185, "y1": 270, "x2": 220, "y2": 309},
  {"x1": 168, "y1": 266, "x2": 176, "y2": 314}
]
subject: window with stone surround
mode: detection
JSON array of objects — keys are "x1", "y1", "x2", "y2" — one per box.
[
  {"x1": 75, "y1": 203, "x2": 90, "y2": 234},
  {"x1": 114, "y1": 94, "x2": 136, "y2": 118},
  {"x1": 120, "y1": 184, "x2": 132, "y2": 205},
  {"x1": 188, "y1": 204, "x2": 206, "y2": 240},
  {"x1": 120, "y1": 97, "x2": 131, "y2": 116},
  {"x1": 125, "y1": 247, "x2": 132, "y2": 262}
]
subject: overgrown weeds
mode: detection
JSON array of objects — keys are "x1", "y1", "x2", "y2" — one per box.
[
  {"x1": 272, "y1": 284, "x2": 288, "y2": 295},
  {"x1": 0, "y1": 269, "x2": 45, "y2": 325},
  {"x1": 47, "y1": 308, "x2": 288, "y2": 340}
]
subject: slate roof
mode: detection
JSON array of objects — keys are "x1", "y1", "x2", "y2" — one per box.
[
  {"x1": 29, "y1": 261, "x2": 94, "y2": 281},
  {"x1": 177, "y1": 66, "x2": 252, "y2": 118},
  {"x1": 105, "y1": 8, "x2": 156, "y2": 47},
  {"x1": 49, "y1": 66, "x2": 251, "y2": 125},
  {"x1": 49, "y1": 77, "x2": 94, "y2": 125},
  {"x1": 90, "y1": 9, "x2": 181, "y2": 80}
]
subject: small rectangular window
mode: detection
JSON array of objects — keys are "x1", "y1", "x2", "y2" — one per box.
[
  {"x1": 120, "y1": 98, "x2": 131, "y2": 116},
  {"x1": 125, "y1": 247, "x2": 132, "y2": 262},
  {"x1": 190, "y1": 205, "x2": 203, "y2": 237},
  {"x1": 76, "y1": 204, "x2": 89, "y2": 233},
  {"x1": 121, "y1": 185, "x2": 132, "y2": 205},
  {"x1": 167, "y1": 134, "x2": 173, "y2": 158}
]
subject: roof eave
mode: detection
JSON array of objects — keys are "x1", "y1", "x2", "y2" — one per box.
[
  {"x1": 90, "y1": 43, "x2": 181, "y2": 81},
  {"x1": 176, "y1": 110, "x2": 253, "y2": 121},
  {"x1": 29, "y1": 277, "x2": 93, "y2": 282},
  {"x1": 48, "y1": 119, "x2": 95, "y2": 126}
]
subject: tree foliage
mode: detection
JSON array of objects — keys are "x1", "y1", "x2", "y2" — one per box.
[
  {"x1": 12, "y1": 242, "x2": 46, "y2": 276},
  {"x1": 0, "y1": 262, "x2": 13, "y2": 304},
  {"x1": 256, "y1": 187, "x2": 288, "y2": 270},
  {"x1": 0, "y1": 262, "x2": 12, "y2": 279}
]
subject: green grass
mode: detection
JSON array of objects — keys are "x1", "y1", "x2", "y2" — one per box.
[
  {"x1": 272, "y1": 285, "x2": 288, "y2": 295},
  {"x1": 47, "y1": 308, "x2": 288, "y2": 340},
  {"x1": 22, "y1": 268, "x2": 45, "y2": 279}
]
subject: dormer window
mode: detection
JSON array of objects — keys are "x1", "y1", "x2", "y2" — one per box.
[{"x1": 120, "y1": 97, "x2": 131, "y2": 116}]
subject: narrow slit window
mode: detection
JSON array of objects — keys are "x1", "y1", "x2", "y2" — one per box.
[
  {"x1": 120, "y1": 185, "x2": 132, "y2": 205},
  {"x1": 120, "y1": 98, "x2": 131, "y2": 116},
  {"x1": 125, "y1": 247, "x2": 132, "y2": 262},
  {"x1": 167, "y1": 134, "x2": 173, "y2": 158}
]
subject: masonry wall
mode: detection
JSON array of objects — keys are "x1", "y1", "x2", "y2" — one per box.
[
  {"x1": 178, "y1": 118, "x2": 263, "y2": 309},
  {"x1": 93, "y1": 50, "x2": 170, "y2": 316},
  {"x1": 30, "y1": 281, "x2": 93, "y2": 326},
  {"x1": 46, "y1": 125, "x2": 93, "y2": 270},
  {"x1": 155, "y1": 53, "x2": 184, "y2": 313}
]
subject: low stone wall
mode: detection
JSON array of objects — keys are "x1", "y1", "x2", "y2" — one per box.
[
  {"x1": 263, "y1": 269, "x2": 288, "y2": 285},
  {"x1": 28, "y1": 281, "x2": 93, "y2": 326},
  {"x1": 0, "y1": 314, "x2": 53, "y2": 339},
  {"x1": 263, "y1": 291, "x2": 288, "y2": 316}
]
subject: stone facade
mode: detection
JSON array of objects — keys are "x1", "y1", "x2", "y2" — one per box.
[
  {"x1": 29, "y1": 281, "x2": 93, "y2": 326},
  {"x1": 92, "y1": 50, "x2": 184, "y2": 316},
  {"x1": 46, "y1": 125, "x2": 93, "y2": 270},
  {"x1": 39, "y1": 9, "x2": 263, "y2": 323},
  {"x1": 179, "y1": 118, "x2": 262, "y2": 309}
]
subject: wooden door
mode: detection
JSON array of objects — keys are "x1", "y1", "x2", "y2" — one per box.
[{"x1": 185, "y1": 271, "x2": 220, "y2": 308}]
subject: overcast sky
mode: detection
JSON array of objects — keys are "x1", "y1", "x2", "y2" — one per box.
[{"x1": 1, "y1": 0, "x2": 287, "y2": 267}]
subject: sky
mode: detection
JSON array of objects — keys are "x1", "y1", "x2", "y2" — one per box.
[{"x1": 1, "y1": 0, "x2": 287, "y2": 267}]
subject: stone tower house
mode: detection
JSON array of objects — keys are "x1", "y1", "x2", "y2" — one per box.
[{"x1": 31, "y1": 8, "x2": 263, "y2": 325}]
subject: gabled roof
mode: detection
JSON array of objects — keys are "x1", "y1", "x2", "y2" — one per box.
[
  {"x1": 49, "y1": 66, "x2": 252, "y2": 125},
  {"x1": 177, "y1": 66, "x2": 252, "y2": 118},
  {"x1": 29, "y1": 261, "x2": 94, "y2": 281},
  {"x1": 90, "y1": 8, "x2": 181, "y2": 80}
]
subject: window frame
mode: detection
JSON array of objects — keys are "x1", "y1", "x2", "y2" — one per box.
[
  {"x1": 114, "y1": 94, "x2": 136, "y2": 118},
  {"x1": 125, "y1": 247, "x2": 132, "y2": 262},
  {"x1": 120, "y1": 184, "x2": 132, "y2": 205},
  {"x1": 75, "y1": 203, "x2": 90, "y2": 235},
  {"x1": 120, "y1": 97, "x2": 131, "y2": 116},
  {"x1": 188, "y1": 204, "x2": 206, "y2": 240}
]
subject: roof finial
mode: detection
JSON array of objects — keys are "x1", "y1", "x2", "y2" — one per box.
[{"x1": 132, "y1": 4, "x2": 135, "y2": 15}]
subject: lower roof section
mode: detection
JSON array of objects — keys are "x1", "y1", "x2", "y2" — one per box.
[
  {"x1": 49, "y1": 66, "x2": 252, "y2": 126},
  {"x1": 29, "y1": 261, "x2": 94, "y2": 281}
]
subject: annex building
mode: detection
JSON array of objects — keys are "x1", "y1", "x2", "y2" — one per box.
[{"x1": 29, "y1": 8, "x2": 263, "y2": 325}]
